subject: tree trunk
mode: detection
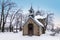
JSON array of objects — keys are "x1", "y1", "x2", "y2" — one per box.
[{"x1": 1, "y1": 1, "x2": 5, "y2": 32}]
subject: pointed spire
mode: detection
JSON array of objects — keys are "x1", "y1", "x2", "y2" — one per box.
[
  {"x1": 31, "y1": 3, "x2": 32, "y2": 9},
  {"x1": 28, "y1": 4, "x2": 34, "y2": 18},
  {"x1": 29, "y1": 4, "x2": 34, "y2": 13}
]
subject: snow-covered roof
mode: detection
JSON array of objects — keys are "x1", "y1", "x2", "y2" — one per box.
[
  {"x1": 23, "y1": 16, "x2": 44, "y2": 27},
  {"x1": 34, "y1": 19, "x2": 44, "y2": 27},
  {"x1": 34, "y1": 15, "x2": 46, "y2": 19}
]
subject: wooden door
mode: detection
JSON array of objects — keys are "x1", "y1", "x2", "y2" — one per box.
[{"x1": 28, "y1": 23, "x2": 33, "y2": 35}]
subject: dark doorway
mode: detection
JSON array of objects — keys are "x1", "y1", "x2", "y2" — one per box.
[{"x1": 28, "y1": 23, "x2": 33, "y2": 35}]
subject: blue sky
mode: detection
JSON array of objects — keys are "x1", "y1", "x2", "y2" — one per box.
[{"x1": 12, "y1": 0, "x2": 60, "y2": 25}]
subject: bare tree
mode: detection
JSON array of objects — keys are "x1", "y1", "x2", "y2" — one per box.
[
  {"x1": 46, "y1": 13, "x2": 54, "y2": 31},
  {"x1": 20, "y1": 13, "x2": 22, "y2": 31},
  {"x1": 0, "y1": 0, "x2": 15, "y2": 32},
  {"x1": 16, "y1": 9, "x2": 23, "y2": 31},
  {"x1": 9, "y1": 9, "x2": 21, "y2": 32}
]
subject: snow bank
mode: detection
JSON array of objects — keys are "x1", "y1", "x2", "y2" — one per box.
[{"x1": 0, "y1": 31, "x2": 60, "y2": 40}]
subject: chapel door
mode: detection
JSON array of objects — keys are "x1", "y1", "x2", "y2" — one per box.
[{"x1": 28, "y1": 23, "x2": 33, "y2": 35}]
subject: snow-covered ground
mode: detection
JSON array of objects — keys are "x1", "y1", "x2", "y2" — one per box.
[{"x1": 0, "y1": 30, "x2": 60, "y2": 40}]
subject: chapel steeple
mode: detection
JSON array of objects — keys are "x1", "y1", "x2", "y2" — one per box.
[
  {"x1": 29, "y1": 5, "x2": 34, "y2": 18},
  {"x1": 29, "y1": 5, "x2": 34, "y2": 13}
]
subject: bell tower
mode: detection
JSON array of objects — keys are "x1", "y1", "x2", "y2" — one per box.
[{"x1": 29, "y1": 5, "x2": 34, "y2": 18}]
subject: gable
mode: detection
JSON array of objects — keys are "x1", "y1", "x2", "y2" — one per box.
[
  {"x1": 23, "y1": 17, "x2": 44, "y2": 28},
  {"x1": 23, "y1": 18, "x2": 37, "y2": 27}
]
